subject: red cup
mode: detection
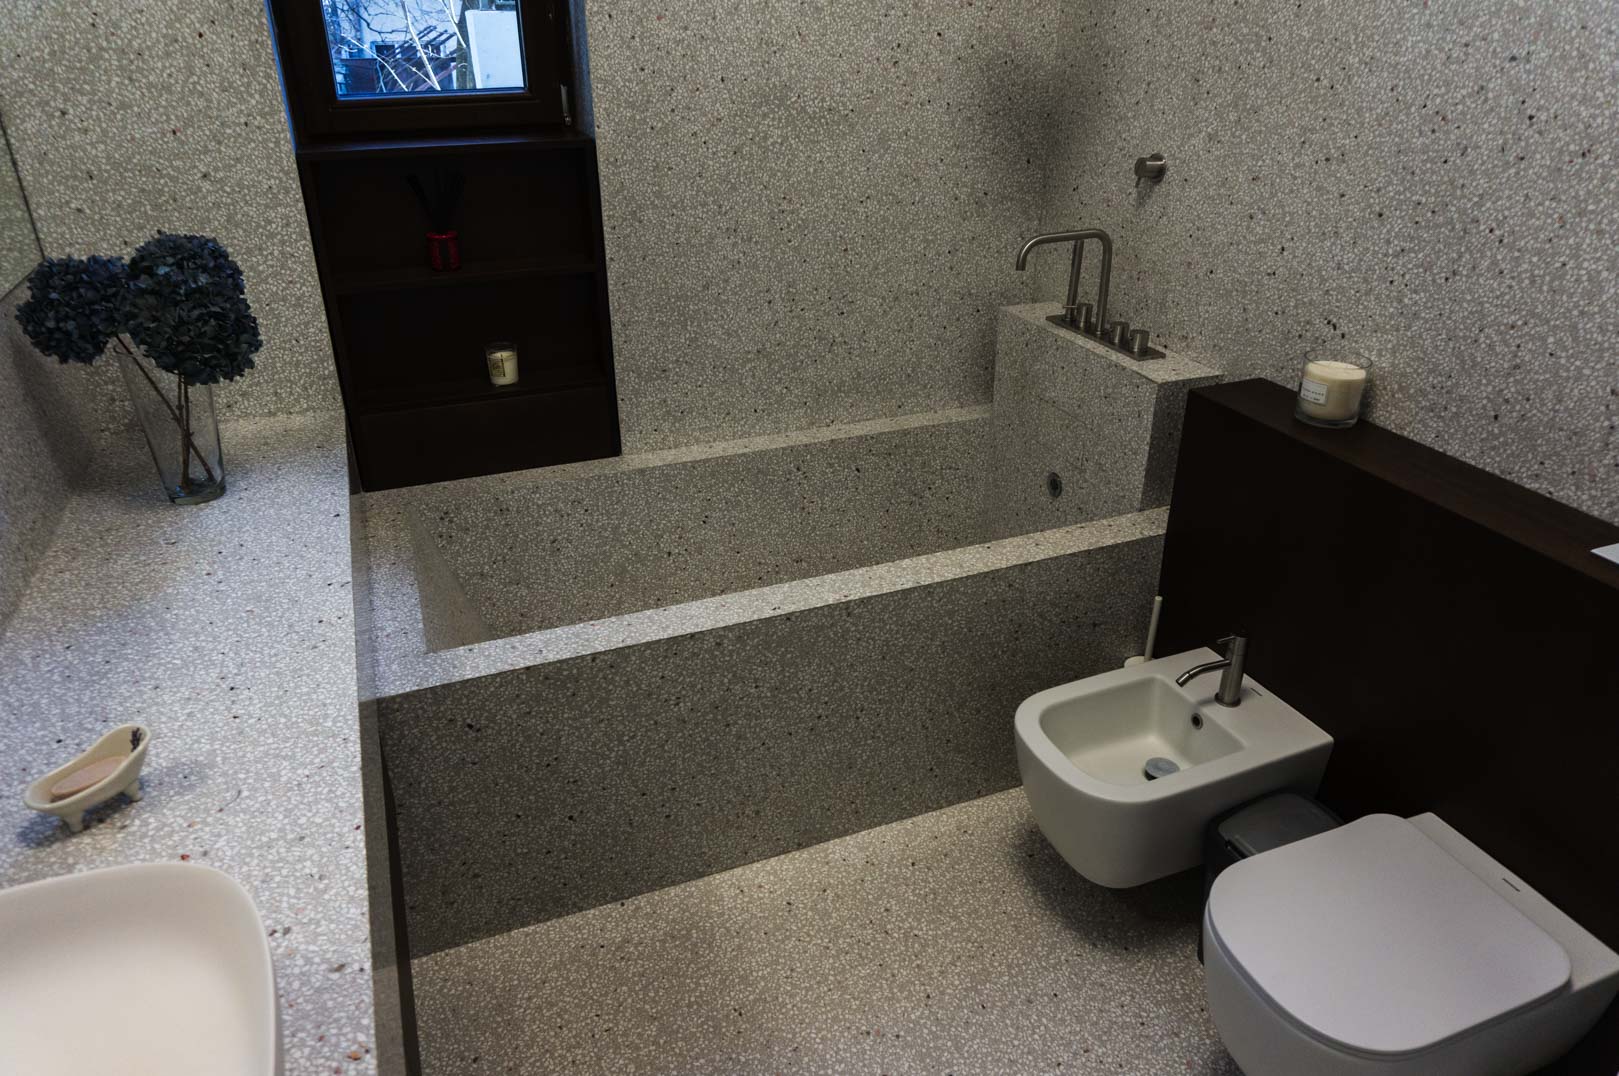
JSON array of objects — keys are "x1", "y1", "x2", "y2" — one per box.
[{"x1": 427, "y1": 231, "x2": 461, "y2": 272}]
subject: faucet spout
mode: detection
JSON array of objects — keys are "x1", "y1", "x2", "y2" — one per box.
[
  {"x1": 1174, "y1": 633, "x2": 1249, "y2": 707},
  {"x1": 1014, "y1": 229, "x2": 1113, "y2": 335}
]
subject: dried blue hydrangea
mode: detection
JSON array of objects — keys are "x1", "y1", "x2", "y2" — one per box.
[
  {"x1": 14, "y1": 255, "x2": 130, "y2": 364},
  {"x1": 126, "y1": 232, "x2": 263, "y2": 385}
]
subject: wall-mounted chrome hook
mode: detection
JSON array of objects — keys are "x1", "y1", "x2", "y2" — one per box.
[{"x1": 1134, "y1": 153, "x2": 1166, "y2": 187}]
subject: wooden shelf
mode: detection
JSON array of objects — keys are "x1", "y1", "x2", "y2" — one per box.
[
  {"x1": 354, "y1": 362, "x2": 605, "y2": 416},
  {"x1": 296, "y1": 129, "x2": 591, "y2": 161},
  {"x1": 330, "y1": 258, "x2": 596, "y2": 295},
  {"x1": 1190, "y1": 380, "x2": 1619, "y2": 590},
  {"x1": 352, "y1": 384, "x2": 619, "y2": 490}
]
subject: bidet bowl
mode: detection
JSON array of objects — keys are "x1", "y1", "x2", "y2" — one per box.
[{"x1": 1014, "y1": 647, "x2": 1332, "y2": 887}]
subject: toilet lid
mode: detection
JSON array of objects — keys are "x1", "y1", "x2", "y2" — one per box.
[{"x1": 1207, "y1": 814, "x2": 1572, "y2": 1059}]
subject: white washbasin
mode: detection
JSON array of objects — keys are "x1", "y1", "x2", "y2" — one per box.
[
  {"x1": 0, "y1": 863, "x2": 278, "y2": 1075},
  {"x1": 1015, "y1": 647, "x2": 1332, "y2": 888}
]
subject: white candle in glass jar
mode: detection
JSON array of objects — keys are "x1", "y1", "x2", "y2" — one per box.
[
  {"x1": 486, "y1": 345, "x2": 519, "y2": 387},
  {"x1": 1296, "y1": 359, "x2": 1367, "y2": 424}
]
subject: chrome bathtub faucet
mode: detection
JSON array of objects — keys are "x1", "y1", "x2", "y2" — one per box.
[
  {"x1": 1014, "y1": 227, "x2": 1113, "y2": 334},
  {"x1": 1014, "y1": 228, "x2": 1165, "y2": 360}
]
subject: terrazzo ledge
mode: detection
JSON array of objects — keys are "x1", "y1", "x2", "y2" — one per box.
[{"x1": 0, "y1": 411, "x2": 377, "y2": 1075}]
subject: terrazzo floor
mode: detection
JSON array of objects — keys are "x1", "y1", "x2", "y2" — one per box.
[{"x1": 411, "y1": 788, "x2": 1239, "y2": 1075}]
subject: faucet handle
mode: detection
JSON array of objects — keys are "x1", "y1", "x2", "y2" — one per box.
[{"x1": 1217, "y1": 632, "x2": 1249, "y2": 655}]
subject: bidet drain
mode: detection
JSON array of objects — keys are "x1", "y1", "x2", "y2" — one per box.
[{"x1": 1143, "y1": 757, "x2": 1180, "y2": 781}]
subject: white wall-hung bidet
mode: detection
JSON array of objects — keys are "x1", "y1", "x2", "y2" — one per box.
[{"x1": 1013, "y1": 646, "x2": 1332, "y2": 888}]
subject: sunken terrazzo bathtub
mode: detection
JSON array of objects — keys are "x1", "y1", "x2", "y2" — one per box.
[{"x1": 360, "y1": 406, "x2": 1169, "y2": 958}]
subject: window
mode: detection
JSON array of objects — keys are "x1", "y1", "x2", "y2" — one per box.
[
  {"x1": 320, "y1": 0, "x2": 526, "y2": 99},
  {"x1": 270, "y1": 0, "x2": 567, "y2": 138}
]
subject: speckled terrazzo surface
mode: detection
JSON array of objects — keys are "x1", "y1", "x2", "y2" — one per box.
[
  {"x1": 1032, "y1": 0, "x2": 1619, "y2": 525},
  {"x1": 0, "y1": 413, "x2": 375, "y2": 1074},
  {"x1": 380, "y1": 512, "x2": 1163, "y2": 958},
  {"x1": 412, "y1": 787, "x2": 1238, "y2": 1076},
  {"x1": 362, "y1": 410, "x2": 972, "y2": 691},
  {"x1": 0, "y1": 2, "x2": 338, "y2": 418},
  {"x1": 362, "y1": 390, "x2": 1173, "y2": 961},
  {"x1": 584, "y1": 0, "x2": 1066, "y2": 452},
  {"x1": 416, "y1": 410, "x2": 994, "y2": 639},
  {"x1": 359, "y1": 402, "x2": 1192, "y2": 698},
  {"x1": 0, "y1": 290, "x2": 112, "y2": 632},
  {"x1": 363, "y1": 468, "x2": 1165, "y2": 703}
]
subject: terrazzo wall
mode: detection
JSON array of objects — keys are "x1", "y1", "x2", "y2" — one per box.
[
  {"x1": 583, "y1": 0, "x2": 1066, "y2": 453},
  {"x1": 0, "y1": 1, "x2": 338, "y2": 419},
  {"x1": 1031, "y1": 0, "x2": 1619, "y2": 525},
  {"x1": 0, "y1": 289, "x2": 110, "y2": 631}
]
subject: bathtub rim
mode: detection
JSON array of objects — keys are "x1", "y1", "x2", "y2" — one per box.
[{"x1": 360, "y1": 498, "x2": 1168, "y2": 701}]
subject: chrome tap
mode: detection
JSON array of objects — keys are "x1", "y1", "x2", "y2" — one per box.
[
  {"x1": 1174, "y1": 633, "x2": 1248, "y2": 707},
  {"x1": 1015, "y1": 228, "x2": 1113, "y2": 336}
]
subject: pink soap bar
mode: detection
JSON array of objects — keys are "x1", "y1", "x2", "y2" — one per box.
[{"x1": 48, "y1": 757, "x2": 123, "y2": 802}]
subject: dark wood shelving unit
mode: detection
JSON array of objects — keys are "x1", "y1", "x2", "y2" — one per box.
[
  {"x1": 294, "y1": 133, "x2": 622, "y2": 490},
  {"x1": 269, "y1": 0, "x2": 619, "y2": 491},
  {"x1": 296, "y1": 129, "x2": 594, "y2": 161},
  {"x1": 329, "y1": 257, "x2": 596, "y2": 296},
  {"x1": 353, "y1": 360, "x2": 603, "y2": 413}
]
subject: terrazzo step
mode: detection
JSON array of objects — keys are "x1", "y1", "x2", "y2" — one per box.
[{"x1": 409, "y1": 788, "x2": 1237, "y2": 1076}]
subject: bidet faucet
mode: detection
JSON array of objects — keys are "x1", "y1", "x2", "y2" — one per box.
[
  {"x1": 1014, "y1": 228, "x2": 1112, "y2": 335},
  {"x1": 1175, "y1": 633, "x2": 1248, "y2": 707}
]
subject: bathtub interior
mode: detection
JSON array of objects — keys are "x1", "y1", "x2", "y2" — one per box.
[{"x1": 385, "y1": 406, "x2": 1140, "y2": 650}]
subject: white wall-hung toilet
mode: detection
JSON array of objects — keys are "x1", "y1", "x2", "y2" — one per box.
[{"x1": 1203, "y1": 813, "x2": 1619, "y2": 1076}]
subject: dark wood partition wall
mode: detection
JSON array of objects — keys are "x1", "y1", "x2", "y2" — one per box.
[
  {"x1": 268, "y1": 0, "x2": 621, "y2": 490},
  {"x1": 1158, "y1": 380, "x2": 1619, "y2": 1075}
]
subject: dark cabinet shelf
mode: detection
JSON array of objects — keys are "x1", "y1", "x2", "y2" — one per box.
[
  {"x1": 296, "y1": 130, "x2": 592, "y2": 161},
  {"x1": 354, "y1": 362, "x2": 605, "y2": 415},
  {"x1": 331, "y1": 258, "x2": 597, "y2": 296},
  {"x1": 353, "y1": 385, "x2": 619, "y2": 489},
  {"x1": 310, "y1": 151, "x2": 593, "y2": 276}
]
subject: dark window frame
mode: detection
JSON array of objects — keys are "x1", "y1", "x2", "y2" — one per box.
[{"x1": 267, "y1": 0, "x2": 568, "y2": 139}]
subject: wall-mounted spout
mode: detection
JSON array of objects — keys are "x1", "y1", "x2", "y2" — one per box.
[
  {"x1": 1014, "y1": 228, "x2": 1164, "y2": 361},
  {"x1": 1015, "y1": 228, "x2": 1112, "y2": 335}
]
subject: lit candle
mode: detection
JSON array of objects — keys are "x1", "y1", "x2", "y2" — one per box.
[
  {"x1": 1295, "y1": 356, "x2": 1368, "y2": 427},
  {"x1": 486, "y1": 342, "x2": 519, "y2": 387}
]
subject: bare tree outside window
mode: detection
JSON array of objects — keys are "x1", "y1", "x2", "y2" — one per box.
[{"x1": 320, "y1": 0, "x2": 525, "y2": 98}]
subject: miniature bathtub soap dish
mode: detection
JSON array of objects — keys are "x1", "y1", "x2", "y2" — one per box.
[{"x1": 23, "y1": 724, "x2": 150, "y2": 833}]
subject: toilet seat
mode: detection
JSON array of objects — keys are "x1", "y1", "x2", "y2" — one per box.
[{"x1": 1205, "y1": 814, "x2": 1573, "y2": 1063}]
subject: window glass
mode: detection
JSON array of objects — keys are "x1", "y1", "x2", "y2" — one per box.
[{"x1": 319, "y1": 0, "x2": 526, "y2": 98}]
